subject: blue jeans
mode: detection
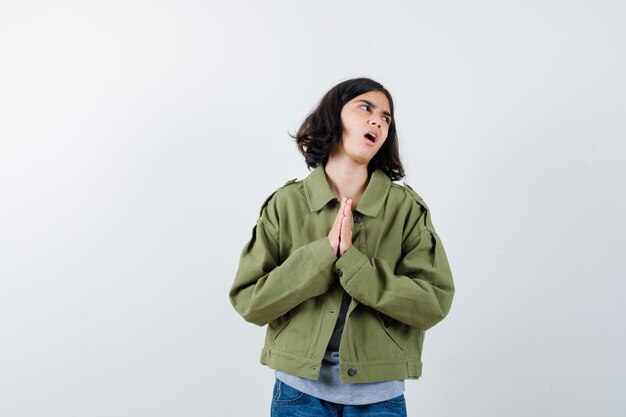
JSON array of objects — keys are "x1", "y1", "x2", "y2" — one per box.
[{"x1": 271, "y1": 379, "x2": 408, "y2": 417}]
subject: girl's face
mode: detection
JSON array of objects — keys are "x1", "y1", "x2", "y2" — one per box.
[{"x1": 336, "y1": 90, "x2": 392, "y2": 165}]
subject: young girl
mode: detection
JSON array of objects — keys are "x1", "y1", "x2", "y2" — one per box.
[{"x1": 230, "y1": 77, "x2": 455, "y2": 416}]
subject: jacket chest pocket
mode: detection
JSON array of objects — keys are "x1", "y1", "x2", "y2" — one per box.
[{"x1": 376, "y1": 312, "x2": 412, "y2": 351}]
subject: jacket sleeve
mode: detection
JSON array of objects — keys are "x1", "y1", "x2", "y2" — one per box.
[
  {"x1": 335, "y1": 196, "x2": 455, "y2": 331},
  {"x1": 229, "y1": 195, "x2": 337, "y2": 326}
]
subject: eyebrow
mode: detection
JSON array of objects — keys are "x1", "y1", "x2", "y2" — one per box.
[{"x1": 356, "y1": 100, "x2": 392, "y2": 118}]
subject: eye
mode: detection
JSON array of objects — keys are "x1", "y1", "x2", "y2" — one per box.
[
  {"x1": 382, "y1": 116, "x2": 391, "y2": 124},
  {"x1": 359, "y1": 104, "x2": 370, "y2": 111}
]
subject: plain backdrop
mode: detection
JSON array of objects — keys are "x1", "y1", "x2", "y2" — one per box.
[{"x1": 1, "y1": 1, "x2": 624, "y2": 416}]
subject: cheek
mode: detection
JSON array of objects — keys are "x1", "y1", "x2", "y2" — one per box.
[
  {"x1": 380, "y1": 130, "x2": 390, "y2": 144},
  {"x1": 378, "y1": 131, "x2": 391, "y2": 149},
  {"x1": 342, "y1": 123, "x2": 359, "y2": 140}
]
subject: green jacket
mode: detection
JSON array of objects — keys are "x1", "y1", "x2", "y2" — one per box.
[{"x1": 230, "y1": 165, "x2": 455, "y2": 383}]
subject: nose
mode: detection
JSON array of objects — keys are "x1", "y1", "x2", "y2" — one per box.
[{"x1": 369, "y1": 118, "x2": 381, "y2": 128}]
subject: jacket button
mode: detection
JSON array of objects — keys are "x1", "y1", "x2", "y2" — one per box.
[
  {"x1": 348, "y1": 368, "x2": 357, "y2": 376},
  {"x1": 353, "y1": 214, "x2": 362, "y2": 223},
  {"x1": 337, "y1": 269, "x2": 343, "y2": 277},
  {"x1": 383, "y1": 320, "x2": 390, "y2": 328}
]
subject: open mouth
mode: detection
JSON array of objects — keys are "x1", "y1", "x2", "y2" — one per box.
[{"x1": 364, "y1": 133, "x2": 376, "y2": 143}]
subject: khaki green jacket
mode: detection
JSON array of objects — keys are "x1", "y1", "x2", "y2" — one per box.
[{"x1": 229, "y1": 165, "x2": 454, "y2": 383}]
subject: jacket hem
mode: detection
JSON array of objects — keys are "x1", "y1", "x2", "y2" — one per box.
[{"x1": 260, "y1": 347, "x2": 423, "y2": 384}]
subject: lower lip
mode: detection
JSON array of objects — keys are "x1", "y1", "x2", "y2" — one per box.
[{"x1": 363, "y1": 137, "x2": 376, "y2": 146}]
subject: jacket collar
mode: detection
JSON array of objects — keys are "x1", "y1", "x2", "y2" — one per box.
[{"x1": 303, "y1": 164, "x2": 391, "y2": 217}]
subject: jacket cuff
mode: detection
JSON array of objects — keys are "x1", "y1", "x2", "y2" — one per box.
[
  {"x1": 335, "y1": 245, "x2": 369, "y2": 291},
  {"x1": 305, "y1": 237, "x2": 338, "y2": 284}
]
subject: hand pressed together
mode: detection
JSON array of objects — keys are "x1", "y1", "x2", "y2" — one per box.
[{"x1": 328, "y1": 197, "x2": 353, "y2": 257}]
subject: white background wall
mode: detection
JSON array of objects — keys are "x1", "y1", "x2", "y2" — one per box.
[{"x1": 1, "y1": 1, "x2": 624, "y2": 416}]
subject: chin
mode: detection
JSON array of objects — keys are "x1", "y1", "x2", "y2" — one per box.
[
  {"x1": 344, "y1": 148, "x2": 377, "y2": 165},
  {"x1": 353, "y1": 155, "x2": 374, "y2": 166}
]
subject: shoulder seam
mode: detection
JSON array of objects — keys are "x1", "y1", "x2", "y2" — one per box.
[
  {"x1": 402, "y1": 182, "x2": 428, "y2": 207},
  {"x1": 281, "y1": 178, "x2": 298, "y2": 188}
]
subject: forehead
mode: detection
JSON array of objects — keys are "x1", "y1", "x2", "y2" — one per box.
[{"x1": 347, "y1": 91, "x2": 391, "y2": 114}]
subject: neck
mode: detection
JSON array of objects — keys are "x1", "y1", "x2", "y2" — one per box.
[{"x1": 324, "y1": 154, "x2": 369, "y2": 208}]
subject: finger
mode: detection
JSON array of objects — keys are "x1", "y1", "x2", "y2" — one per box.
[
  {"x1": 341, "y1": 212, "x2": 350, "y2": 240},
  {"x1": 338, "y1": 201, "x2": 350, "y2": 241},
  {"x1": 332, "y1": 198, "x2": 345, "y2": 229},
  {"x1": 331, "y1": 212, "x2": 341, "y2": 231},
  {"x1": 339, "y1": 216, "x2": 350, "y2": 256},
  {"x1": 337, "y1": 198, "x2": 348, "y2": 230},
  {"x1": 329, "y1": 198, "x2": 346, "y2": 254},
  {"x1": 339, "y1": 197, "x2": 347, "y2": 218}
]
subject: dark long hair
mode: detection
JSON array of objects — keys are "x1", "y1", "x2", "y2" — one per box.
[{"x1": 291, "y1": 77, "x2": 405, "y2": 181}]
